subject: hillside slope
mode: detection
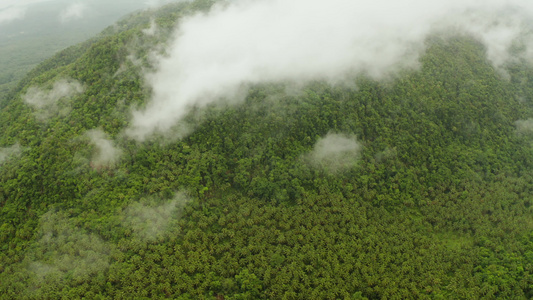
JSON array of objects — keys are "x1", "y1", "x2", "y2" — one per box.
[
  {"x1": 0, "y1": 0, "x2": 158, "y2": 99},
  {"x1": 2, "y1": 1, "x2": 533, "y2": 299}
]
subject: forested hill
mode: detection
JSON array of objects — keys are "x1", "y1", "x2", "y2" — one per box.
[{"x1": 2, "y1": 0, "x2": 533, "y2": 299}]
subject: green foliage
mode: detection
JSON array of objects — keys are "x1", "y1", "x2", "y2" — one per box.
[{"x1": 2, "y1": 1, "x2": 533, "y2": 299}]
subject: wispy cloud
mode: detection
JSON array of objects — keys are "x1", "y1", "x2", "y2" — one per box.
[
  {"x1": 0, "y1": 0, "x2": 55, "y2": 10},
  {"x1": 0, "y1": 0, "x2": 58, "y2": 24},
  {"x1": 303, "y1": 132, "x2": 362, "y2": 173},
  {"x1": 142, "y1": 19, "x2": 158, "y2": 36},
  {"x1": 126, "y1": 0, "x2": 533, "y2": 141},
  {"x1": 86, "y1": 129, "x2": 123, "y2": 168},
  {"x1": 143, "y1": 0, "x2": 184, "y2": 8},
  {"x1": 121, "y1": 192, "x2": 191, "y2": 241},
  {"x1": 26, "y1": 210, "x2": 112, "y2": 296},
  {"x1": 23, "y1": 78, "x2": 84, "y2": 121},
  {"x1": 0, "y1": 143, "x2": 22, "y2": 165},
  {"x1": 0, "y1": 6, "x2": 26, "y2": 24},
  {"x1": 59, "y1": 2, "x2": 87, "y2": 23},
  {"x1": 515, "y1": 118, "x2": 533, "y2": 135}
]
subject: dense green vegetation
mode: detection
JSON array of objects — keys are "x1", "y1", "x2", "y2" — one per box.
[{"x1": 2, "y1": 1, "x2": 533, "y2": 298}]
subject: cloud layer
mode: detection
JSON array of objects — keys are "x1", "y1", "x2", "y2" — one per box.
[{"x1": 126, "y1": 0, "x2": 533, "y2": 140}]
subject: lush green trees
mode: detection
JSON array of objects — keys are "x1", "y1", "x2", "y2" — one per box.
[{"x1": 2, "y1": 1, "x2": 533, "y2": 299}]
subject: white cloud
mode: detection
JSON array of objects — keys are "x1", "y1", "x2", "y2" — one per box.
[
  {"x1": 121, "y1": 192, "x2": 191, "y2": 241},
  {"x1": 59, "y1": 2, "x2": 87, "y2": 23},
  {"x1": 0, "y1": 0, "x2": 54, "y2": 10},
  {"x1": 304, "y1": 132, "x2": 362, "y2": 173},
  {"x1": 86, "y1": 129, "x2": 123, "y2": 168},
  {"x1": 0, "y1": 6, "x2": 26, "y2": 24},
  {"x1": 126, "y1": 0, "x2": 533, "y2": 141},
  {"x1": 0, "y1": 143, "x2": 22, "y2": 165},
  {"x1": 515, "y1": 118, "x2": 533, "y2": 135},
  {"x1": 143, "y1": 0, "x2": 182, "y2": 8},
  {"x1": 0, "y1": 0, "x2": 59, "y2": 24},
  {"x1": 23, "y1": 78, "x2": 84, "y2": 120}
]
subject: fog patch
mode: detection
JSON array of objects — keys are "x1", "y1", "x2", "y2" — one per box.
[
  {"x1": 0, "y1": 143, "x2": 21, "y2": 165},
  {"x1": 114, "y1": 25, "x2": 170, "y2": 78},
  {"x1": 126, "y1": 0, "x2": 533, "y2": 141},
  {"x1": 23, "y1": 79, "x2": 84, "y2": 121},
  {"x1": 142, "y1": 19, "x2": 158, "y2": 36},
  {"x1": 304, "y1": 132, "x2": 362, "y2": 173},
  {"x1": 25, "y1": 210, "x2": 112, "y2": 295},
  {"x1": 59, "y1": 2, "x2": 87, "y2": 23},
  {"x1": 121, "y1": 192, "x2": 190, "y2": 241},
  {"x1": 0, "y1": 6, "x2": 26, "y2": 25},
  {"x1": 144, "y1": 0, "x2": 186, "y2": 8},
  {"x1": 124, "y1": 39, "x2": 165, "y2": 70},
  {"x1": 86, "y1": 129, "x2": 122, "y2": 168},
  {"x1": 375, "y1": 147, "x2": 398, "y2": 163},
  {"x1": 515, "y1": 118, "x2": 533, "y2": 135}
]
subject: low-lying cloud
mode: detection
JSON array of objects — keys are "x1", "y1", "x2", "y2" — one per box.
[
  {"x1": 144, "y1": 0, "x2": 183, "y2": 8},
  {"x1": 23, "y1": 78, "x2": 84, "y2": 120},
  {"x1": 126, "y1": 0, "x2": 533, "y2": 141},
  {"x1": 0, "y1": 6, "x2": 26, "y2": 25},
  {"x1": 0, "y1": 143, "x2": 21, "y2": 165},
  {"x1": 59, "y1": 2, "x2": 87, "y2": 23},
  {"x1": 86, "y1": 129, "x2": 122, "y2": 168},
  {"x1": 304, "y1": 132, "x2": 361, "y2": 173},
  {"x1": 26, "y1": 210, "x2": 112, "y2": 296},
  {"x1": 142, "y1": 19, "x2": 158, "y2": 36},
  {"x1": 515, "y1": 118, "x2": 533, "y2": 135},
  {"x1": 121, "y1": 192, "x2": 190, "y2": 241},
  {"x1": 22, "y1": 191, "x2": 191, "y2": 294}
]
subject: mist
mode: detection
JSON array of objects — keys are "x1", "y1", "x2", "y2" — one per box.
[
  {"x1": 142, "y1": 19, "x2": 158, "y2": 36},
  {"x1": 0, "y1": 6, "x2": 26, "y2": 24},
  {"x1": 0, "y1": 143, "x2": 21, "y2": 164},
  {"x1": 515, "y1": 118, "x2": 533, "y2": 135},
  {"x1": 59, "y1": 3, "x2": 87, "y2": 23},
  {"x1": 23, "y1": 79, "x2": 84, "y2": 120},
  {"x1": 127, "y1": 0, "x2": 533, "y2": 140},
  {"x1": 26, "y1": 210, "x2": 112, "y2": 295},
  {"x1": 0, "y1": 0, "x2": 183, "y2": 95},
  {"x1": 304, "y1": 132, "x2": 361, "y2": 173},
  {"x1": 20, "y1": 193, "x2": 191, "y2": 294},
  {"x1": 86, "y1": 129, "x2": 123, "y2": 168},
  {"x1": 121, "y1": 192, "x2": 190, "y2": 241}
]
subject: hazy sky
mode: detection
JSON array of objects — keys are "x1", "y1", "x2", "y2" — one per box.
[
  {"x1": 0, "y1": 0, "x2": 53, "y2": 10},
  {"x1": 0, "y1": 0, "x2": 176, "y2": 33},
  {"x1": 0, "y1": 0, "x2": 172, "y2": 14}
]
